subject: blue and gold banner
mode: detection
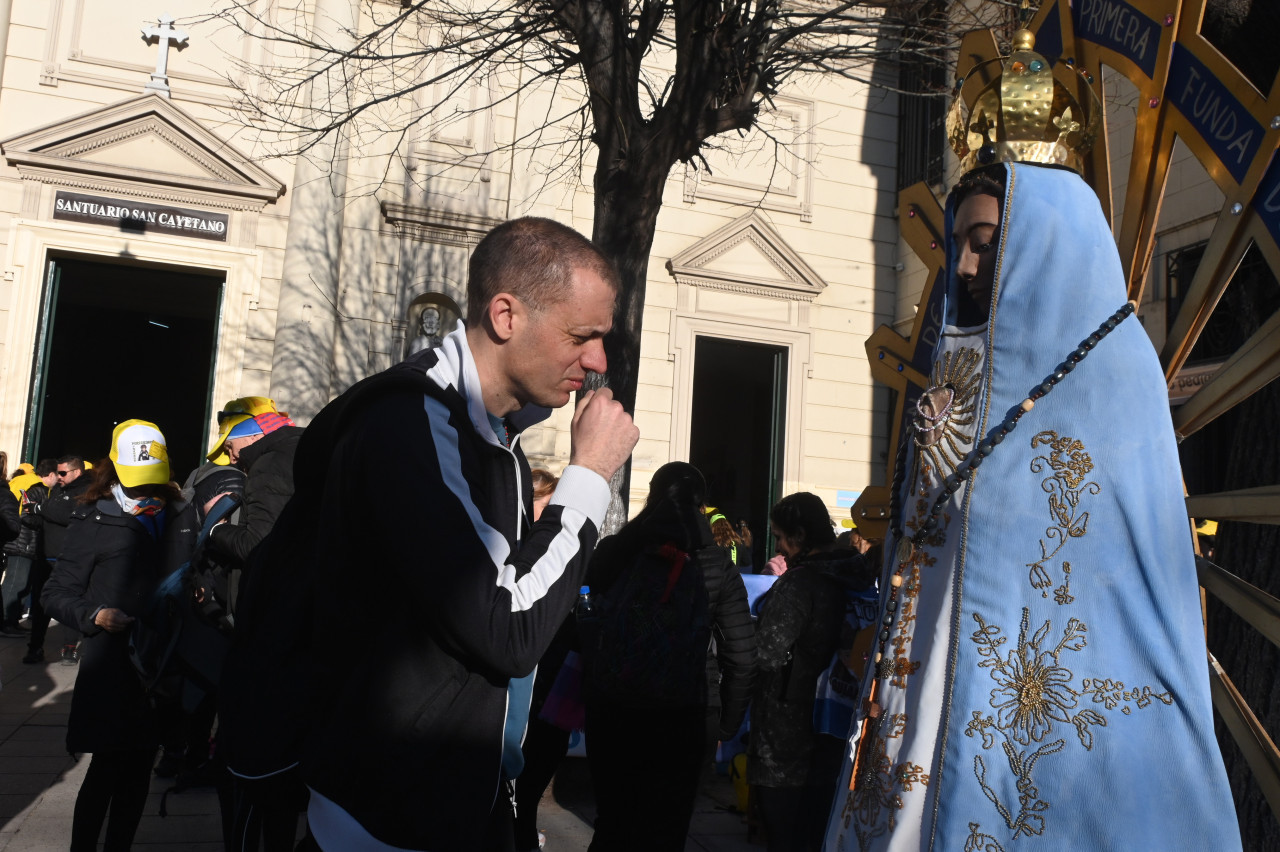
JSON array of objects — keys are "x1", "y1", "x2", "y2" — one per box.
[
  {"x1": 1167, "y1": 43, "x2": 1265, "y2": 185},
  {"x1": 1253, "y1": 153, "x2": 1280, "y2": 251},
  {"x1": 1072, "y1": 0, "x2": 1161, "y2": 78}
]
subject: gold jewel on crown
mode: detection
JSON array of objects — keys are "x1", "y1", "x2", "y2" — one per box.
[{"x1": 946, "y1": 29, "x2": 1102, "y2": 174}]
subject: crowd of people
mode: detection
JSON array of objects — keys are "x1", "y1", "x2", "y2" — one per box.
[
  {"x1": 0, "y1": 400, "x2": 305, "y2": 851},
  {"x1": 0, "y1": 150, "x2": 1243, "y2": 852},
  {"x1": 0, "y1": 214, "x2": 877, "y2": 852}
]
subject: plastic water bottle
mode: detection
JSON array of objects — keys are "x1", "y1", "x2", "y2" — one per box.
[{"x1": 576, "y1": 585, "x2": 596, "y2": 620}]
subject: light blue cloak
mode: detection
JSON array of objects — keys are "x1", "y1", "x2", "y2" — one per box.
[{"x1": 825, "y1": 163, "x2": 1241, "y2": 851}]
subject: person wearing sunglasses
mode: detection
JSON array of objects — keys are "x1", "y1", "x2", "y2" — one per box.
[{"x1": 19, "y1": 455, "x2": 91, "y2": 663}]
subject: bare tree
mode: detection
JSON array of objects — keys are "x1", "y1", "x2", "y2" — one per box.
[{"x1": 206, "y1": 0, "x2": 1014, "y2": 510}]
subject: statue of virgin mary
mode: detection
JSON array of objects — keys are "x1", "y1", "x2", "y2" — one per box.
[{"x1": 822, "y1": 159, "x2": 1241, "y2": 850}]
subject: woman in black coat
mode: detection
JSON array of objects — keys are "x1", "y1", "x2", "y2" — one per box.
[
  {"x1": 583, "y1": 461, "x2": 756, "y2": 852},
  {"x1": 42, "y1": 420, "x2": 195, "y2": 852},
  {"x1": 749, "y1": 492, "x2": 876, "y2": 852}
]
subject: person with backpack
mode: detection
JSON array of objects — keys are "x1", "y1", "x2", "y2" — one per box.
[
  {"x1": 146, "y1": 408, "x2": 252, "y2": 782},
  {"x1": 201, "y1": 398, "x2": 306, "y2": 852},
  {"x1": 581, "y1": 461, "x2": 756, "y2": 852},
  {"x1": 40, "y1": 420, "x2": 196, "y2": 852},
  {"x1": 749, "y1": 491, "x2": 875, "y2": 852}
]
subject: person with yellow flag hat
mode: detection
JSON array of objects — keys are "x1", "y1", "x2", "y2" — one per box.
[
  {"x1": 41, "y1": 419, "x2": 196, "y2": 852},
  {"x1": 207, "y1": 397, "x2": 285, "y2": 466},
  {"x1": 202, "y1": 400, "x2": 304, "y2": 850},
  {"x1": 203, "y1": 403, "x2": 300, "y2": 565}
]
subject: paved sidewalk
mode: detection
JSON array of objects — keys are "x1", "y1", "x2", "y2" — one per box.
[{"x1": 0, "y1": 633, "x2": 759, "y2": 851}]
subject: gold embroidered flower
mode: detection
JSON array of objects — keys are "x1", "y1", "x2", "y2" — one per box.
[
  {"x1": 1031, "y1": 432, "x2": 1094, "y2": 490},
  {"x1": 989, "y1": 641, "x2": 1077, "y2": 745},
  {"x1": 969, "y1": 611, "x2": 1169, "y2": 837},
  {"x1": 850, "y1": 715, "x2": 927, "y2": 836}
]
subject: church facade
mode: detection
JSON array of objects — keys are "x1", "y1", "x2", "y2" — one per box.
[
  {"x1": 0, "y1": 1, "x2": 901, "y2": 550},
  {"x1": 0, "y1": 3, "x2": 1231, "y2": 547}
]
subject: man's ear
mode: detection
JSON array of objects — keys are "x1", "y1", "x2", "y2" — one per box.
[{"x1": 486, "y1": 293, "x2": 520, "y2": 342}]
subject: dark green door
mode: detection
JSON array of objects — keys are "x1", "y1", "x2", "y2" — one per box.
[{"x1": 688, "y1": 336, "x2": 787, "y2": 570}]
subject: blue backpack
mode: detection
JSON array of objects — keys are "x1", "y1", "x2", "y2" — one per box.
[
  {"x1": 812, "y1": 581, "x2": 880, "y2": 738},
  {"x1": 581, "y1": 544, "x2": 717, "y2": 707}
]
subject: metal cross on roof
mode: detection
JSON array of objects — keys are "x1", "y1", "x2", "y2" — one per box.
[{"x1": 141, "y1": 13, "x2": 188, "y2": 98}]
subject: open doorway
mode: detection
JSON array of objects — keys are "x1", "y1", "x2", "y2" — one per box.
[
  {"x1": 688, "y1": 336, "x2": 787, "y2": 570},
  {"x1": 26, "y1": 256, "x2": 223, "y2": 480}
]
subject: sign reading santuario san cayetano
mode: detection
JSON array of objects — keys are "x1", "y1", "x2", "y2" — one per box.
[{"x1": 53, "y1": 191, "x2": 229, "y2": 242}]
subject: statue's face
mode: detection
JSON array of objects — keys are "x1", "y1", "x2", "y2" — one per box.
[
  {"x1": 420, "y1": 306, "x2": 441, "y2": 335},
  {"x1": 953, "y1": 192, "x2": 1002, "y2": 318}
]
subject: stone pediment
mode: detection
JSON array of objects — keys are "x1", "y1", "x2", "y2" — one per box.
[
  {"x1": 666, "y1": 212, "x2": 825, "y2": 301},
  {"x1": 1, "y1": 94, "x2": 283, "y2": 206}
]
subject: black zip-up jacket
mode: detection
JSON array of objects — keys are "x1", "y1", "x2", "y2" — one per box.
[
  {"x1": 207, "y1": 426, "x2": 302, "y2": 566},
  {"x1": 218, "y1": 328, "x2": 610, "y2": 851},
  {"x1": 5, "y1": 482, "x2": 48, "y2": 558},
  {"x1": 36, "y1": 474, "x2": 94, "y2": 560}
]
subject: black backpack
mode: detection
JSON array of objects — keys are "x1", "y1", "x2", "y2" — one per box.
[
  {"x1": 217, "y1": 359, "x2": 440, "y2": 777},
  {"x1": 128, "y1": 495, "x2": 241, "y2": 709},
  {"x1": 183, "y1": 466, "x2": 246, "y2": 633},
  {"x1": 581, "y1": 544, "x2": 717, "y2": 707}
]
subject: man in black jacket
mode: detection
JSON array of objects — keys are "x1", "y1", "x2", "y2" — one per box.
[
  {"x1": 21, "y1": 455, "x2": 93, "y2": 662},
  {"x1": 219, "y1": 216, "x2": 638, "y2": 852}
]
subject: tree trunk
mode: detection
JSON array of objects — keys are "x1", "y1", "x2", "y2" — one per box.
[{"x1": 587, "y1": 132, "x2": 670, "y2": 528}]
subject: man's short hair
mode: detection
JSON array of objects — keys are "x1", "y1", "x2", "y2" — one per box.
[
  {"x1": 35, "y1": 458, "x2": 57, "y2": 477},
  {"x1": 57, "y1": 455, "x2": 85, "y2": 471},
  {"x1": 466, "y1": 217, "x2": 618, "y2": 325}
]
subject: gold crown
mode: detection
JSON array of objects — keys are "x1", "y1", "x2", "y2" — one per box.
[{"x1": 947, "y1": 29, "x2": 1102, "y2": 174}]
